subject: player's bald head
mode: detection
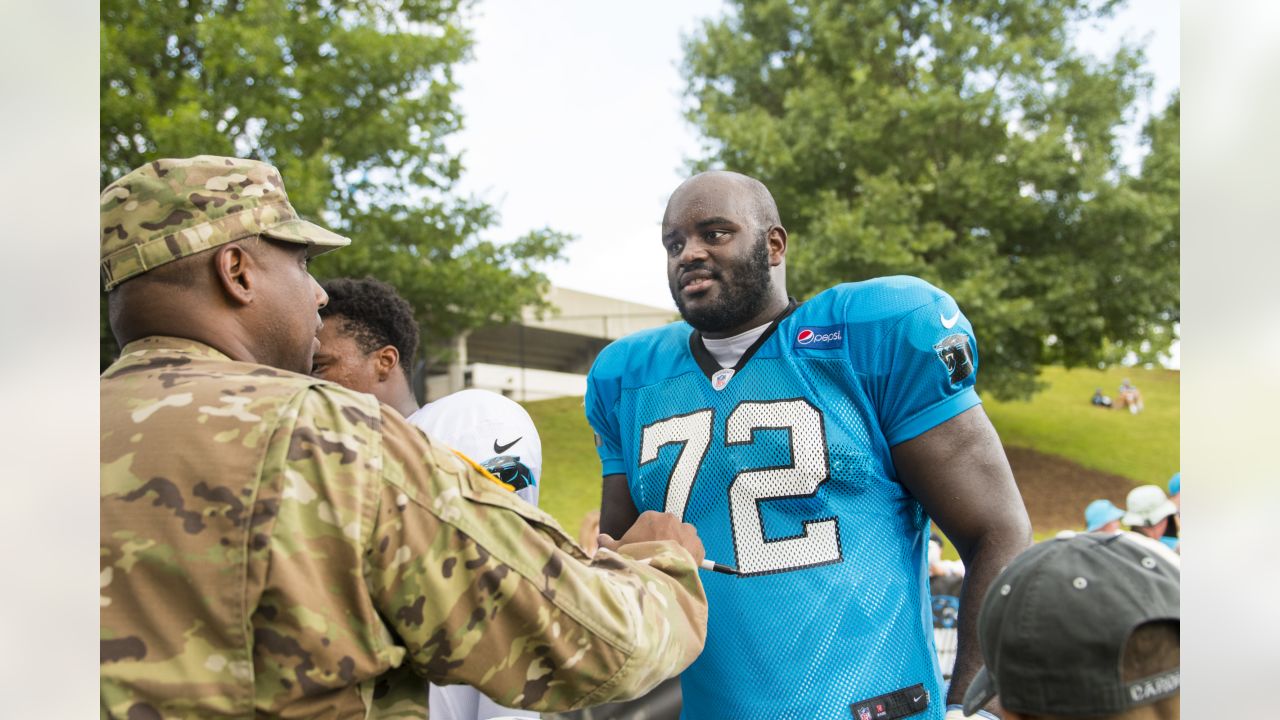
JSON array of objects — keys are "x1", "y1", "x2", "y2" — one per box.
[{"x1": 663, "y1": 170, "x2": 780, "y2": 231}]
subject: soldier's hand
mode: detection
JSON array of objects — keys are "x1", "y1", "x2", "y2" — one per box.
[{"x1": 596, "y1": 510, "x2": 705, "y2": 566}]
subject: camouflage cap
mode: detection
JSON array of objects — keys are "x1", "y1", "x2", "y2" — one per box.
[{"x1": 100, "y1": 155, "x2": 351, "y2": 290}]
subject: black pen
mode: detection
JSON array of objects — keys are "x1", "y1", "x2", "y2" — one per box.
[{"x1": 700, "y1": 558, "x2": 739, "y2": 575}]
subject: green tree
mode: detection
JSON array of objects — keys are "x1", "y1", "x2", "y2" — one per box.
[
  {"x1": 682, "y1": 0, "x2": 1178, "y2": 398},
  {"x1": 101, "y1": 0, "x2": 568, "y2": 370}
]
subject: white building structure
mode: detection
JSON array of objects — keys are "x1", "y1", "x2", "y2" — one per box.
[{"x1": 423, "y1": 286, "x2": 676, "y2": 402}]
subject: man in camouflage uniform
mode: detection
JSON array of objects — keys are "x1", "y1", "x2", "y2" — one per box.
[{"x1": 100, "y1": 155, "x2": 710, "y2": 719}]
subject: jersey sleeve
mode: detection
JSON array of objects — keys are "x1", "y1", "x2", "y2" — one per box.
[
  {"x1": 368, "y1": 409, "x2": 708, "y2": 711},
  {"x1": 872, "y1": 288, "x2": 982, "y2": 446},
  {"x1": 585, "y1": 346, "x2": 627, "y2": 477}
]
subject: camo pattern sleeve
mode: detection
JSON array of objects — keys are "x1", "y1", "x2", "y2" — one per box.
[
  {"x1": 369, "y1": 411, "x2": 709, "y2": 710},
  {"x1": 100, "y1": 337, "x2": 707, "y2": 720}
]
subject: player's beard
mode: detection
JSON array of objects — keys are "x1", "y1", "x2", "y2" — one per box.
[{"x1": 672, "y1": 230, "x2": 773, "y2": 334}]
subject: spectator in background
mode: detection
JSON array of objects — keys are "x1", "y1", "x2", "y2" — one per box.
[
  {"x1": 1124, "y1": 485, "x2": 1180, "y2": 554},
  {"x1": 929, "y1": 533, "x2": 966, "y2": 582},
  {"x1": 313, "y1": 277, "x2": 420, "y2": 417},
  {"x1": 963, "y1": 533, "x2": 1180, "y2": 720},
  {"x1": 928, "y1": 532, "x2": 966, "y2": 602},
  {"x1": 1092, "y1": 387, "x2": 1114, "y2": 409},
  {"x1": 1085, "y1": 499, "x2": 1126, "y2": 534},
  {"x1": 928, "y1": 533, "x2": 965, "y2": 687},
  {"x1": 1117, "y1": 378, "x2": 1144, "y2": 415},
  {"x1": 1162, "y1": 472, "x2": 1181, "y2": 550}
]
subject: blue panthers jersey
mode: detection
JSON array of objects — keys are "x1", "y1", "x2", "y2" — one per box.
[{"x1": 585, "y1": 276, "x2": 981, "y2": 720}]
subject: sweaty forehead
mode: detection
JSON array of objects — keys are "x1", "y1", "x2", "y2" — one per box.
[{"x1": 663, "y1": 174, "x2": 754, "y2": 229}]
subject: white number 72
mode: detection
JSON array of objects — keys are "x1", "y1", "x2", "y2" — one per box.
[{"x1": 639, "y1": 398, "x2": 842, "y2": 576}]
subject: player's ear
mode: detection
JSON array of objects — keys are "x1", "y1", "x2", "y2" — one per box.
[
  {"x1": 767, "y1": 225, "x2": 787, "y2": 266},
  {"x1": 373, "y1": 345, "x2": 399, "y2": 381}
]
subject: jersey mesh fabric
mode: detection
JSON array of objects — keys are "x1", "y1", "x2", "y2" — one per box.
[{"x1": 587, "y1": 277, "x2": 981, "y2": 720}]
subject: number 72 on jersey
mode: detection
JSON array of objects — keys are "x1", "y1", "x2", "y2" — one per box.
[{"x1": 639, "y1": 398, "x2": 843, "y2": 577}]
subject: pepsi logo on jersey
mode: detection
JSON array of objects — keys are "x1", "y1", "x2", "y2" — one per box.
[{"x1": 795, "y1": 325, "x2": 845, "y2": 350}]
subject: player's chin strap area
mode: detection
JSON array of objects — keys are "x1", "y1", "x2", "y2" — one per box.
[{"x1": 945, "y1": 705, "x2": 999, "y2": 719}]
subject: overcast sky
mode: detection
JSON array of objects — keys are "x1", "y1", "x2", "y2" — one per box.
[{"x1": 448, "y1": 0, "x2": 1180, "y2": 312}]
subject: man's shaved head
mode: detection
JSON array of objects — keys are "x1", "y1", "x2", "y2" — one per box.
[{"x1": 663, "y1": 170, "x2": 780, "y2": 231}]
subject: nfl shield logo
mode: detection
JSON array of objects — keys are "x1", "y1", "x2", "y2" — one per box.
[
  {"x1": 857, "y1": 707, "x2": 872, "y2": 720},
  {"x1": 711, "y1": 368, "x2": 735, "y2": 391}
]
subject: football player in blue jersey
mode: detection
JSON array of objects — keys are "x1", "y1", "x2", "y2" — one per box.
[{"x1": 586, "y1": 171, "x2": 1032, "y2": 720}]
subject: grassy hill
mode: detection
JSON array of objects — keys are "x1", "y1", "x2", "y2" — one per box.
[
  {"x1": 523, "y1": 396, "x2": 604, "y2": 538},
  {"x1": 523, "y1": 365, "x2": 1179, "y2": 540},
  {"x1": 981, "y1": 365, "x2": 1179, "y2": 486}
]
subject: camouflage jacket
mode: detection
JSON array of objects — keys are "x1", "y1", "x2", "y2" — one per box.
[{"x1": 101, "y1": 337, "x2": 708, "y2": 719}]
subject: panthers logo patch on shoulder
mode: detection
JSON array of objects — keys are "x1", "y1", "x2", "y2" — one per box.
[{"x1": 933, "y1": 333, "x2": 974, "y2": 385}]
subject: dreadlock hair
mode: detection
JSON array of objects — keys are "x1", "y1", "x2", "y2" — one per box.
[{"x1": 319, "y1": 277, "x2": 420, "y2": 382}]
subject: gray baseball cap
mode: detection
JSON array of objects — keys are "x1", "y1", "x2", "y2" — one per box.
[{"x1": 963, "y1": 533, "x2": 1180, "y2": 716}]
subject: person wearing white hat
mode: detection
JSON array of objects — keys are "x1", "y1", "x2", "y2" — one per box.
[{"x1": 1123, "y1": 485, "x2": 1179, "y2": 554}]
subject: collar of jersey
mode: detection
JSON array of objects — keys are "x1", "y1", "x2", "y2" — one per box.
[{"x1": 688, "y1": 297, "x2": 799, "y2": 381}]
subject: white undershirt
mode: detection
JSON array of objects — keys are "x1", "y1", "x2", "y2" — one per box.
[{"x1": 701, "y1": 322, "x2": 772, "y2": 368}]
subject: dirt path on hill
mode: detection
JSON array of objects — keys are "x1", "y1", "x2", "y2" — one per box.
[{"x1": 1001, "y1": 446, "x2": 1137, "y2": 532}]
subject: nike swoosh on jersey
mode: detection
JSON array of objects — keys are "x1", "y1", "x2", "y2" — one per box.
[
  {"x1": 940, "y1": 310, "x2": 960, "y2": 329},
  {"x1": 493, "y1": 437, "x2": 522, "y2": 454}
]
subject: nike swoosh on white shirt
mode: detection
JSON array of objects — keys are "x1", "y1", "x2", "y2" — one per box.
[
  {"x1": 940, "y1": 310, "x2": 960, "y2": 329},
  {"x1": 493, "y1": 437, "x2": 522, "y2": 454}
]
